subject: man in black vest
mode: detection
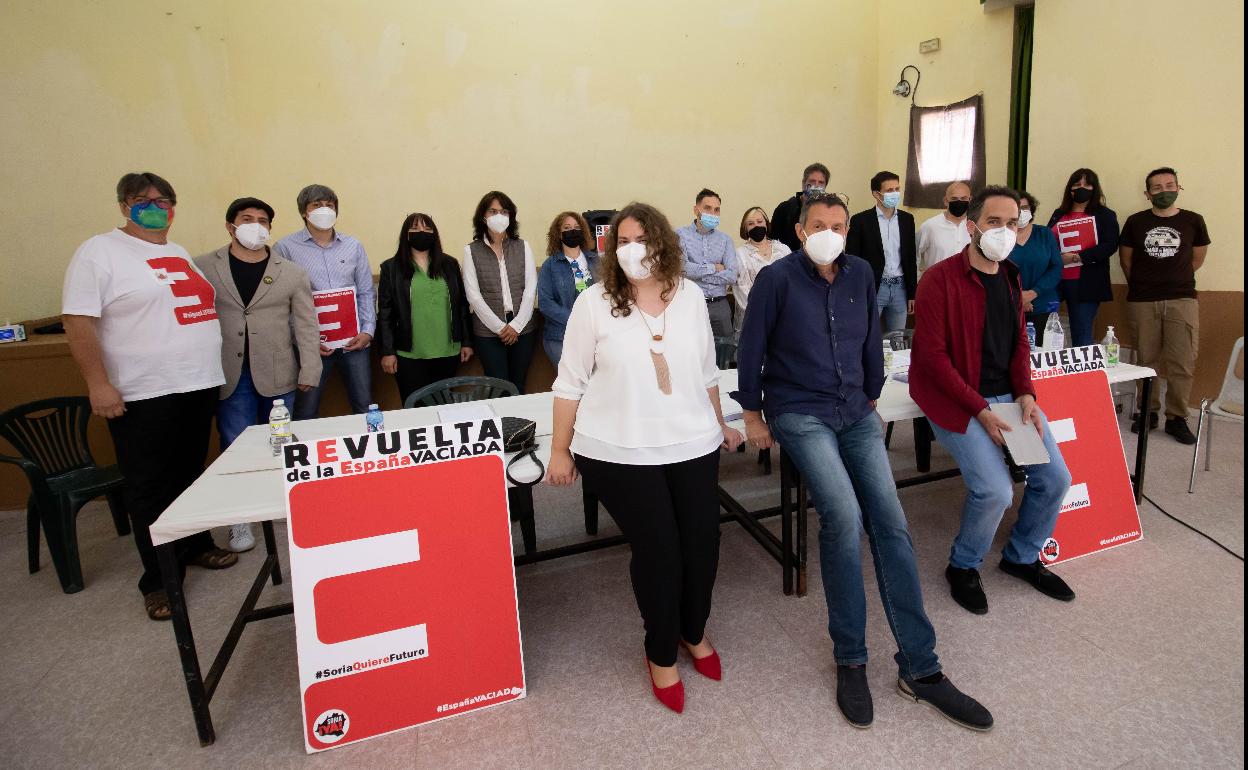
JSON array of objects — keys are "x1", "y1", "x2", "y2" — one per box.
[{"x1": 846, "y1": 171, "x2": 917, "y2": 333}]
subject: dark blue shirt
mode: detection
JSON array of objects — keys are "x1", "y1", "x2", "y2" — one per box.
[{"x1": 732, "y1": 250, "x2": 884, "y2": 430}]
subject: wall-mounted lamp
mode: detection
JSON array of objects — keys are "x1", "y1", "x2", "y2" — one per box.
[{"x1": 892, "y1": 65, "x2": 921, "y2": 105}]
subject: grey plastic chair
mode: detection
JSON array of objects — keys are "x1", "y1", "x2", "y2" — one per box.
[{"x1": 403, "y1": 376, "x2": 519, "y2": 409}]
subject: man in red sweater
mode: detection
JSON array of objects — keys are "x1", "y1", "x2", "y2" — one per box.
[{"x1": 910, "y1": 186, "x2": 1075, "y2": 616}]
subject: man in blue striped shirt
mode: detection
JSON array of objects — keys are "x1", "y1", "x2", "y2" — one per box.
[
  {"x1": 676, "y1": 188, "x2": 738, "y2": 339},
  {"x1": 274, "y1": 184, "x2": 376, "y2": 418}
]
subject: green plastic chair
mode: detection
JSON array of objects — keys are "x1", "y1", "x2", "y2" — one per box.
[
  {"x1": 403, "y1": 376, "x2": 519, "y2": 409},
  {"x1": 0, "y1": 397, "x2": 130, "y2": 593}
]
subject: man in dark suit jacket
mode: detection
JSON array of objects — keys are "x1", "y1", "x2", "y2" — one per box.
[{"x1": 846, "y1": 171, "x2": 917, "y2": 332}]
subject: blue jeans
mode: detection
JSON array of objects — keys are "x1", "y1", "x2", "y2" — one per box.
[
  {"x1": 770, "y1": 411, "x2": 940, "y2": 680},
  {"x1": 876, "y1": 276, "x2": 908, "y2": 333},
  {"x1": 217, "y1": 364, "x2": 295, "y2": 449},
  {"x1": 294, "y1": 347, "x2": 372, "y2": 419},
  {"x1": 542, "y1": 337, "x2": 563, "y2": 368},
  {"x1": 1059, "y1": 279, "x2": 1099, "y2": 347},
  {"x1": 929, "y1": 394, "x2": 1072, "y2": 569}
]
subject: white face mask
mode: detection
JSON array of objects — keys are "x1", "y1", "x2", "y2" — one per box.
[
  {"x1": 232, "y1": 222, "x2": 269, "y2": 250},
  {"x1": 485, "y1": 213, "x2": 510, "y2": 234},
  {"x1": 802, "y1": 227, "x2": 845, "y2": 266},
  {"x1": 975, "y1": 224, "x2": 1017, "y2": 262},
  {"x1": 1017, "y1": 209, "x2": 1033, "y2": 228},
  {"x1": 306, "y1": 206, "x2": 337, "y2": 230},
  {"x1": 616, "y1": 241, "x2": 652, "y2": 281}
]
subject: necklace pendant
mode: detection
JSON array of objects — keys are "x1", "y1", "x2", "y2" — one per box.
[{"x1": 652, "y1": 334, "x2": 663, "y2": 342}]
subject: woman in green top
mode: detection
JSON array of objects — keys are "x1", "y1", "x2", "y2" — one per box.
[{"x1": 378, "y1": 213, "x2": 474, "y2": 405}]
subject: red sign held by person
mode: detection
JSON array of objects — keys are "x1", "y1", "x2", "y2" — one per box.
[
  {"x1": 1029, "y1": 345, "x2": 1142, "y2": 563},
  {"x1": 283, "y1": 419, "x2": 526, "y2": 753},
  {"x1": 312, "y1": 287, "x2": 360, "y2": 349}
]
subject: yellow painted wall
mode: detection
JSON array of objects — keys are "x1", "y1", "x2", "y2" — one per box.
[
  {"x1": 1028, "y1": 0, "x2": 1244, "y2": 289},
  {"x1": 873, "y1": 0, "x2": 1016, "y2": 220},
  {"x1": 2, "y1": 0, "x2": 1242, "y2": 322},
  {"x1": 0, "y1": 0, "x2": 880, "y2": 321}
]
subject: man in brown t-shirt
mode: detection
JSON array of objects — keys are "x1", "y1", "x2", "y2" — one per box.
[{"x1": 1119, "y1": 166, "x2": 1211, "y2": 444}]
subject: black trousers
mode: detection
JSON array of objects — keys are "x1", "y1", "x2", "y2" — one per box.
[
  {"x1": 473, "y1": 330, "x2": 537, "y2": 394},
  {"x1": 394, "y1": 354, "x2": 460, "y2": 406},
  {"x1": 106, "y1": 388, "x2": 218, "y2": 595},
  {"x1": 574, "y1": 450, "x2": 722, "y2": 666}
]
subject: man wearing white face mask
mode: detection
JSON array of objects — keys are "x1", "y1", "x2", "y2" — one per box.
[
  {"x1": 734, "y1": 193, "x2": 993, "y2": 732},
  {"x1": 911, "y1": 186, "x2": 1075, "y2": 617},
  {"x1": 274, "y1": 184, "x2": 376, "y2": 418},
  {"x1": 197, "y1": 197, "x2": 321, "y2": 551}
]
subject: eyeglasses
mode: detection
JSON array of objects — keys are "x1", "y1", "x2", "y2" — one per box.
[
  {"x1": 128, "y1": 197, "x2": 174, "y2": 210},
  {"x1": 486, "y1": 207, "x2": 510, "y2": 216}
]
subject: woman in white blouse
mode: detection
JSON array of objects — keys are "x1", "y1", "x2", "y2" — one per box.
[
  {"x1": 548, "y1": 202, "x2": 744, "y2": 714},
  {"x1": 733, "y1": 206, "x2": 791, "y2": 338}
]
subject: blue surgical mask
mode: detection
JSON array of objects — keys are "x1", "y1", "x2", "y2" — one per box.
[
  {"x1": 699, "y1": 212, "x2": 720, "y2": 230},
  {"x1": 881, "y1": 191, "x2": 901, "y2": 209}
]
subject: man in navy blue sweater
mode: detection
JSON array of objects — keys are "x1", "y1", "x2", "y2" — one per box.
[{"x1": 733, "y1": 192, "x2": 991, "y2": 732}]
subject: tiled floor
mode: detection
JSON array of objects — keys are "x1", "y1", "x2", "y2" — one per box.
[{"x1": 1, "y1": 414, "x2": 1242, "y2": 768}]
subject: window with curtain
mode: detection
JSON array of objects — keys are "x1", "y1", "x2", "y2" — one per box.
[{"x1": 904, "y1": 94, "x2": 986, "y2": 209}]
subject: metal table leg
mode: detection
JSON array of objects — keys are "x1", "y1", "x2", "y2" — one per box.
[
  {"x1": 158, "y1": 543, "x2": 215, "y2": 746},
  {"x1": 1132, "y1": 377, "x2": 1153, "y2": 504}
]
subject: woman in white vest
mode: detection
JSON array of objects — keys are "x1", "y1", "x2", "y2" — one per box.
[
  {"x1": 547, "y1": 202, "x2": 744, "y2": 714},
  {"x1": 461, "y1": 191, "x2": 538, "y2": 393}
]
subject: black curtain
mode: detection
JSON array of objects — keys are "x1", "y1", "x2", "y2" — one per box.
[
  {"x1": 1007, "y1": 6, "x2": 1035, "y2": 190},
  {"x1": 904, "y1": 94, "x2": 986, "y2": 209}
]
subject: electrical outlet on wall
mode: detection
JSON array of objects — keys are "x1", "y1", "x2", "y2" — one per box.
[{"x1": 919, "y1": 38, "x2": 940, "y2": 54}]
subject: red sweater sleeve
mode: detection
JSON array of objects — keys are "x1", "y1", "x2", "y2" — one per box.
[
  {"x1": 910, "y1": 266, "x2": 991, "y2": 427},
  {"x1": 1008, "y1": 270, "x2": 1037, "y2": 400}
]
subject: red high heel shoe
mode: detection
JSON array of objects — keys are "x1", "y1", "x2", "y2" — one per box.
[
  {"x1": 682, "y1": 640, "x2": 722, "y2": 681},
  {"x1": 646, "y1": 658, "x2": 685, "y2": 713}
]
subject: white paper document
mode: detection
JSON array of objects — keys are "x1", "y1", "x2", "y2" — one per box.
[
  {"x1": 988, "y1": 402, "x2": 1050, "y2": 466},
  {"x1": 437, "y1": 403, "x2": 497, "y2": 423}
]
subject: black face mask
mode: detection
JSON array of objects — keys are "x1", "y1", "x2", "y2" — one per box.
[
  {"x1": 948, "y1": 200, "x2": 970, "y2": 217},
  {"x1": 560, "y1": 229, "x2": 584, "y2": 249},
  {"x1": 408, "y1": 231, "x2": 436, "y2": 251},
  {"x1": 1071, "y1": 187, "x2": 1094, "y2": 204},
  {"x1": 747, "y1": 225, "x2": 768, "y2": 243}
]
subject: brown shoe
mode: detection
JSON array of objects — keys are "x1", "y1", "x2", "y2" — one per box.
[
  {"x1": 187, "y1": 547, "x2": 239, "y2": 570},
  {"x1": 144, "y1": 590, "x2": 172, "y2": 621}
]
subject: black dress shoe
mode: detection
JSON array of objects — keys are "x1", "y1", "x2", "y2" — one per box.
[
  {"x1": 1165, "y1": 417, "x2": 1198, "y2": 445},
  {"x1": 836, "y1": 665, "x2": 873, "y2": 728},
  {"x1": 945, "y1": 565, "x2": 988, "y2": 614},
  {"x1": 998, "y1": 558, "x2": 1075, "y2": 601},
  {"x1": 898, "y1": 674, "x2": 994, "y2": 731},
  {"x1": 1130, "y1": 411, "x2": 1159, "y2": 434}
]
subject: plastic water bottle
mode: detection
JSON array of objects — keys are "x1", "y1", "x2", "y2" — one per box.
[
  {"x1": 1026, "y1": 322, "x2": 1037, "y2": 351},
  {"x1": 1103, "y1": 325, "x2": 1120, "y2": 367},
  {"x1": 366, "y1": 403, "x2": 384, "y2": 433},
  {"x1": 882, "y1": 339, "x2": 894, "y2": 375},
  {"x1": 1044, "y1": 313, "x2": 1065, "y2": 350},
  {"x1": 268, "y1": 399, "x2": 291, "y2": 456}
]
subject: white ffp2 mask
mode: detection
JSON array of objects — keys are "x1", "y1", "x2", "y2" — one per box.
[
  {"x1": 616, "y1": 241, "x2": 652, "y2": 281},
  {"x1": 233, "y1": 222, "x2": 269, "y2": 250},
  {"x1": 802, "y1": 228, "x2": 845, "y2": 266},
  {"x1": 485, "y1": 213, "x2": 510, "y2": 234},
  {"x1": 306, "y1": 207, "x2": 337, "y2": 230},
  {"x1": 975, "y1": 225, "x2": 1017, "y2": 262}
]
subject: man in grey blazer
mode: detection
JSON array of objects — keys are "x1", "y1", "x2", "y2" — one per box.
[{"x1": 196, "y1": 197, "x2": 321, "y2": 551}]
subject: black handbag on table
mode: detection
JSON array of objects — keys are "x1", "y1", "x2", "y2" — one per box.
[{"x1": 501, "y1": 416, "x2": 544, "y2": 487}]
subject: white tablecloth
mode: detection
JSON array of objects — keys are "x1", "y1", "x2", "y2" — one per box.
[{"x1": 150, "y1": 364, "x2": 1155, "y2": 545}]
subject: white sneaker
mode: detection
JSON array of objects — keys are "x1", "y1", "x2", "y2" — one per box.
[{"x1": 227, "y1": 523, "x2": 256, "y2": 553}]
